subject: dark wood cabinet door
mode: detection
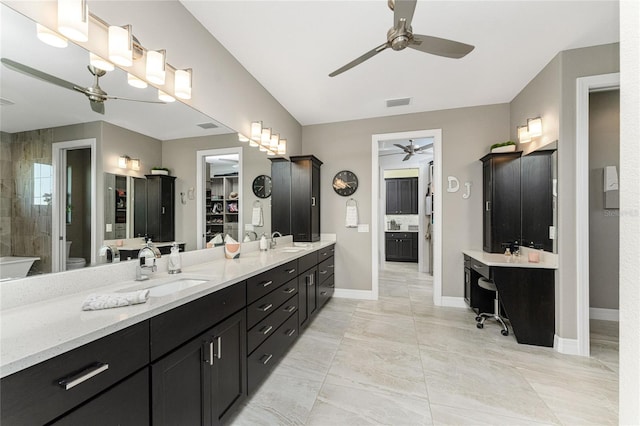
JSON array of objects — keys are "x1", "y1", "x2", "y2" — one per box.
[
  {"x1": 385, "y1": 179, "x2": 399, "y2": 214},
  {"x1": 212, "y1": 311, "x2": 247, "y2": 426},
  {"x1": 270, "y1": 158, "x2": 291, "y2": 236},
  {"x1": 290, "y1": 155, "x2": 322, "y2": 242},
  {"x1": 398, "y1": 178, "x2": 414, "y2": 214},
  {"x1": 521, "y1": 151, "x2": 554, "y2": 252},
  {"x1": 410, "y1": 177, "x2": 419, "y2": 214},
  {"x1": 385, "y1": 178, "x2": 418, "y2": 214},
  {"x1": 298, "y1": 272, "x2": 309, "y2": 328},
  {"x1": 145, "y1": 175, "x2": 176, "y2": 242}
]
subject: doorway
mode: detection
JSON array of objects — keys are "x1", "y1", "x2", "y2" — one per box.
[
  {"x1": 371, "y1": 129, "x2": 442, "y2": 304},
  {"x1": 52, "y1": 139, "x2": 97, "y2": 272}
]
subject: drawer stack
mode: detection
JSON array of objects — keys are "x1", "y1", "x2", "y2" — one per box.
[{"x1": 317, "y1": 244, "x2": 335, "y2": 307}]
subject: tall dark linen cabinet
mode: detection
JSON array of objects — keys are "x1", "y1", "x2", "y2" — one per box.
[
  {"x1": 144, "y1": 174, "x2": 176, "y2": 242},
  {"x1": 269, "y1": 158, "x2": 292, "y2": 236}
]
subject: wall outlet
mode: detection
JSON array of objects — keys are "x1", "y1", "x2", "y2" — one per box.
[
  {"x1": 549, "y1": 226, "x2": 556, "y2": 239},
  {"x1": 106, "y1": 223, "x2": 112, "y2": 232}
]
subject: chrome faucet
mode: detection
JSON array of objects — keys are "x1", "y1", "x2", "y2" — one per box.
[
  {"x1": 270, "y1": 231, "x2": 282, "y2": 249},
  {"x1": 136, "y1": 242, "x2": 162, "y2": 281},
  {"x1": 99, "y1": 244, "x2": 120, "y2": 263}
]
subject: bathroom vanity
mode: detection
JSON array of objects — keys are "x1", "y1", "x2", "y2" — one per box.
[{"x1": 0, "y1": 239, "x2": 335, "y2": 425}]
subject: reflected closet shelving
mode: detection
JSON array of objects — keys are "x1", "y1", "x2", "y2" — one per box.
[{"x1": 205, "y1": 173, "x2": 239, "y2": 244}]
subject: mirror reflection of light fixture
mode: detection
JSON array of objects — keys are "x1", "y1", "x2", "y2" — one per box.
[
  {"x1": 517, "y1": 125, "x2": 531, "y2": 143},
  {"x1": 130, "y1": 158, "x2": 141, "y2": 171},
  {"x1": 266, "y1": 150, "x2": 276, "y2": 156},
  {"x1": 527, "y1": 117, "x2": 543, "y2": 137},
  {"x1": 278, "y1": 139, "x2": 287, "y2": 155},
  {"x1": 238, "y1": 134, "x2": 249, "y2": 143},
  {"x1": 146, "y1": 50, "x2": 166, "y2": 85},
  {"x1": 36, "y1": 24, "x2": 68, "y2": 48},
  {"x1": 108, "y1": 24, "x2": 133, "y2": 67},
  {"x1": 270, "y1": 133, "x2": 279, "y2": 150},
  {"x1": 251, "y1": 121, "x2": 262, "y2": 140},
  {"x1": 258, "y1": 143, "x2": 268, "y2": 152},
  {"x1": 57, "y1": 0, "x2": 88, "y2": 42},
  {"x1": 127, "y1": 73, "x2": 148, "y2": 88},
  {"x1": 89, "y1": 52, "x2": 114, "y2": 71},
  {"x1": 158, "y1": 90, "x2": 175, "y2": 103},
  {"x1": 174, "y1": 69, "x2": 192, "y2": 100},
  {"x1": 249, "y1": 139, "x2": 259, "y2": 147},
  {"x1": 261, "y1": 128, "x2": 271, "y2": 145},
  {"x1": 118, "y1": 155, "x2": 130, "y2": 168}
]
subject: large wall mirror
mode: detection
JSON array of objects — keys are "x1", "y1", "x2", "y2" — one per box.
[{"x1": 0, "y1": 4, "x2": 272, "y2": 279}]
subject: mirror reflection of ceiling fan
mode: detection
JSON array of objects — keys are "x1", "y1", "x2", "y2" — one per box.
[
  {"x1": 0, "y1": 57, "x2": 164, "y2": 115},
  {"x1": 329, "y1": 0, "x2": 475, "y2": 77},
  {"x1": 380, "y1": 140, "x2": 431, "y2": 161}
]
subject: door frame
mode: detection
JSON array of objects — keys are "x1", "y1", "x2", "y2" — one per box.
[
  {"x1": 52, "y1": 138, "x2": 97, "y2": 272},
  {"x1": 575, "y1": 72, "x2": 620, "y2": 356},
  {"x1": 372, "y1": 129, "x2": 442, "y2": 303}
]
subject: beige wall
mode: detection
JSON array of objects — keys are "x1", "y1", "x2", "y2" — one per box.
[{"x1": 302, "y1": 104, "x2": 510, "y2": 294}]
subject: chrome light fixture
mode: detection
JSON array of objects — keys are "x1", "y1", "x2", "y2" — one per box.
[
  {"x1": 89, "y1": 52, "x2": 114, "y2": 72},
  {"x1": 108, "y1": 24, "x2": 133, "y2": 67},
  {"x1": 270, "y1": 133, "x2": 279, "y2": 151},
  {"x1": 36, "y1": 24, "x2": 68, "y2": 48},
  {"x1": 57, "y1": 0, "x2": 88, "y2": 42},
  {"x1": 517, "y1": 125, "x2": 531, "y2": 143},
  {"x1": 146, "y1": 50, "x2": 166, "y2": 85},
  {"x1": 527, "y1": 117, "x2": 543, "y2": 137},
  {"x1": 174, "y1": 69, "x2": 192, "y2": 100},
  {"x1": 118, "y1": 155, "x2": 130, "y2": 168},
  {"x1": 130, "y1": 158, "x2": 141, "y2": 171}
]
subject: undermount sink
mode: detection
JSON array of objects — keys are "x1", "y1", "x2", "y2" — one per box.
[{"x1": 146, "y1": 278, "x2": 208, "y2": 297}]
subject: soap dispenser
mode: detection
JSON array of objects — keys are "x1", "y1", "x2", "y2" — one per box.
[
  {"x1": 259, "y1": 233, "x2": 268, "y2": 251},
  {"x1": 168, "y1": 242, "x2": 182, "y2": 274}
]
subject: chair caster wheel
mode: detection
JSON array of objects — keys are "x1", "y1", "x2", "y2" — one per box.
[
  {"x1": 476, "y1": 323, "x2": 484, "y2": 329},
  {"x1": 501, "y1": 330, "x2": 509, "y2": 336},
  {"x1": 475, "y1": 316, "x2": 481, "y2": 322}
]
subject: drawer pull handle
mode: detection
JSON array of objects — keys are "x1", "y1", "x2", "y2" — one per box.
[
  {"x1": 328, "y1": 265, "x2": 334, "y2": 269},
  {"x1": 331, "y1": 248, "x2": 335, "y2": 252},
  {"x1": 320, "y1": 291, "x2": 327, "y2": 296},
  {"x1": 319, "y1": 270, "x2": 328, "y2": 275},
  {"x1": 216, "y1": 336, "x2": 222, "y2": 359},
  {"x1": 58, "y1": 362, "x2": 109, "y2": 390},
  {"x1": 283, "y1": 287, "x2": 296, "y2": 294},
  {"x1": 261, "y1": 325, "x2": 273, "y2": 335},
  {"x1": 261, "y1": 354, "x2": 273, "y2": 365},
  {"x1": 286, "y1": 328, "x2": 296, "y2": 337},
  {"x1": 473, "y1": 264, "x2": 484, "y2": 269},
  {"x1": 322, "y1": 252, "x2": 328, "y2": 256},
  {"x1": 258, "y1": 303, "x2": 273, "y2": 312},
  {"x1": 261, "y1": 280, "x2": 273, "y2": 288},
  {"x1": 286, "y1": 268, "x2": 296, "y2": 274},
  {"x1": 284, "y1": 305, "x2": 296, "y2": 313}
]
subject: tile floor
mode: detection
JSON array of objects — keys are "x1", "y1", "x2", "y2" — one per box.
[{"x1": 229, "y1": 262, "x2": 619, "y2": 425}]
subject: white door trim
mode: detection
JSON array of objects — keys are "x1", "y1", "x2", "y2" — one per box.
[
  {"x1": 575, "y1": 72, "x2": 620, "y2": 357},
  {"x1": 52, "y1": 138, "x2": 97, "y2": 272},
  {"x1": 372, "y1": 129, "x2": 442, "y2": 304},
  {"x1": 196, "y1": 147, "x2": 243, "y2": 249}
]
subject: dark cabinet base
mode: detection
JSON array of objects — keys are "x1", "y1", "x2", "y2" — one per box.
[{"x1": 385, "y1": 232, "x2": 418, "y2": 262}]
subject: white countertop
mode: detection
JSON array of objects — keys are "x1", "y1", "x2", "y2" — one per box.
[
  {"x1": 463, "y1": 248, "x2": 558, "y2": 269},
  {"x1": 0, "y1": 240, "x2": 334, "y2": 378}
]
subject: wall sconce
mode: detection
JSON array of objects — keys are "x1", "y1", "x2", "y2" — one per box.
[
  {"x1": 130, "y1": 158, "x2": 141, "y2": 171},
  {"x1": 517, "y1": 125, "x2": 531, "y2": 143},
  {"x1": 278, "y1": 139, "x2": 287, "y2": 155},
  {"x1": 127, "y1": 73, "x2": 148, "y2": 88},
  {"x1": 146, "y1": 50, "x2": 166, "y2": 85},
  {"x1": 118, "y1": 155, "x2": 130, "y2": 168},
  {"x1": 174, "y1": 69, "x2": 192, "y2": 100},
  {"x1": 158, "y1": 90, "x2": 175, "y2": 103},
  {"x1": 108, "y1": 24, "x2": 133, "y2": 67},
  {"x1": 237, "y1": 134, "x2": 249, "y2": 143},
  {"x1": 36, "y1": 24, "x2": 68, "y2": 48},
  {"x1": 527, "y1": 117, "x2": 543, "y2": 137},
  {"x1": 89, "y1": 52, "x2": 114, "y2": 71},
  {"x1": 57, "y1": 0, "x2": 88, "y2": 42}
]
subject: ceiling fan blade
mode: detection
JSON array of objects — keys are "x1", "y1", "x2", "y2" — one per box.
[
  {"x1": 414, "y1": 145, "x2": 429, "y2": 151},
  {"x1": 394, "y1": 0, "x2": 417, "y2": 29},
  {"x1": 409, "y1": 34, "x2": 475, "y2": 59},
  {"x1": 105, "y1": 95, "x2": 166, "y2": 104},
  {"x1": 402, "y1": 153, "x2": 412, "y2": 162},
  {"x1": 89, "y1": 100, "x2": 105, "y2": 115},
  {"x1": 1, "y1": 57, "x2": 83, "y2": 92},
  {"x1": 393, "y1": 143, "x2": 410, "y2": 152},
  {"x1": 329, "y1": 42, "x2": 389, "y2": 77}
]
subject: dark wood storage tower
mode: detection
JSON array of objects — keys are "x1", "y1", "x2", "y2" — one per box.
[
  {"x1": 269, "y1": 158, "x2": 292, "y2": 236},
  {"x1": 290, "y1": 155, "x2": 322, "y2": 242},
  {"x1": 144, "y1": 174, "x2": 176, "y2": 242},
  {"x1": 481, "y1": 152, "x2": 521, "y2": 253},
  {"x1": 521, "y1": 150, "x2": 555, "y2": 252}
]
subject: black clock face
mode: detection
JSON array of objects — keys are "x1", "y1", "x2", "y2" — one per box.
[
  {"x1": 252, "y1": 175, "x2": 272, "y2": 198},
  {"x1": 333, "y1": 170, "x2": 358, "y2": 196}
]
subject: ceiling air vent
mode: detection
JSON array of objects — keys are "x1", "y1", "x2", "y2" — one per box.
[
  {"x1": 386, "y1": 97, "x2": 411, "y2": 108},
  {"x1": 197, "y1": 122, "x2": 218, "y2": 129}
]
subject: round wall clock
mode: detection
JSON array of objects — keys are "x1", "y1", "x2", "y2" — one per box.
[
  {"x1": 252, "y1": 175, "x2": 272, "y2": 198},
  {"x1": 332, "y1": 170, "x2": 358, "y2": 196}
]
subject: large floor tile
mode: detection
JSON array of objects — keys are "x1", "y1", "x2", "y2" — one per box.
[
  {"x1": 430, "y1": 403, "x2": 551, "y2": 426},
  {"x1": 343, "y1": 309, "x2": 418, "y2": 346}
]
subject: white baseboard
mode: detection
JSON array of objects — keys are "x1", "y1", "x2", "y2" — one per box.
[
  {"x1": 439, "y1": 296, "x2": 467, "y2": 308},
  {"x1": 589, "y1": 307, "x2": 619, "y2": 321},
  {"x1": 333, "y1": 289, "x2": 377, "y2": 300},
  {"x1": 554, "y1": 334, "x2": 582, "y2": 355}
]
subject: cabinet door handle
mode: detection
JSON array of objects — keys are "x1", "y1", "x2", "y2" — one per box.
[
  {"x1": 286, "y1": 268, "x2": 296, "y2": 274},
  {"x1": 320, "y1": 291, "x2": 327, "y2": 296},
  {"x1": 261, "y1": 325, "x2": 273, "y2": 335},
  {"x1": 307, "y1": 274, "x2": 314, "y2": 286},
  {"x1": 485, "y1": 201, "x2": 491, "y2": 211},
  {"x1": 162, "y1": 206, "x2": 166, "y2": 214},
  {"x1": 209, "y1": 341, "x2": 215, "y2": 365},
  {"x1": 216, "y1": 336, "x2": 222, "y2": 359},
  {"x1": 283, "y1": 287, "x2": 296, "y2": 294},
  {"x1": 311, "y1": 197, "x2": 316, "y2": 207},
  {"x1": 284, "y1": 305, "x2": 296, "y2": 313},
  {"x1": 261, "y1": 280, "x2": 273, "y2": 288},
  {"x1": 261, "y1": 354, "x2": 273, "y2": 365},
  {"x1": 473, "y1": 264, "x2": 484, "y2": 269},
  {"x1": 328, "y1": 265, "x2": 334, "y2": 269},
  {"x1": 319, "y1": 270, "x2": 328, "y2": 275},
  {"x1": 258, "y1": 303, "x2": 273, "y2": 312},
  {"x1": 286, "y1": 328, "x2": 296, "y2": 337},
  {"x1": 58, "y1": 362, "x2": 109, "y2": 390}
]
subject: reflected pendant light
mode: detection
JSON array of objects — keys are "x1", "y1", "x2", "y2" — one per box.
[
  {"x1": 36, "y1": 24, "x2": 68, "y2": 48},
  {"x1": 527, "y1": 117, "x2": 543, "y2": 137},
  {"x1": 266, "y1": 150, "x2": 276, "y2": 156},
  {"x1": 158, "y1": 90, "x2": 175, "y2": 103},
  {"x1": 127, "y1": 73, "x2": 148, "y2": 89},
  {"x1": 174, "y1": 69, "x2": 192, "y2": 100},
  {"x1": 251, "y1": 121, "x2": 262, "y2": 140},
  {"x1": 249, "y1": 139, "x2": 259, "y2": 147},
  {"x1": 270, "y1": 133, "x2": 279, "y2": 150},
  {"x1": 89, "y1": 52, "x2": 114, "y2": 71},
  {"x1": 146, "y1": 50, "x2": 166, "y2": 85},
  {"x1": 238, "y1": 134, "x2": 249, "y2": 143},
  {"x1": 277, "y1": 139, "x2": 287, "y2": 155},
  {"x1": 259, "y1": 144, "x2": 268, "y2": 152},
  {"x1": 517, "y1": 125, "x2": 531, "y2": 143},
  {"x1": 261, "y1": 128, "x2": 271, "y2": 146},
  {"x1": 57, "y1": 0, "x2": 88, "y2": 42},
  {"x1": 108, "y1": 24, "x2": 133, "y2": 67}
]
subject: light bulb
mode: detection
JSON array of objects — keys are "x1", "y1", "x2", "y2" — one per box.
[{"x1": 146, "y1": 50, "x2": 166, "y2": 85}]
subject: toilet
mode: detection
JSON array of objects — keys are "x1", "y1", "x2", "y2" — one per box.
[{"x1": 66, "y1": 241, "x2": 86, "y2": 270}]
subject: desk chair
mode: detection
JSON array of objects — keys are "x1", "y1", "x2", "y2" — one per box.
[{"x1": 476, "y1": 277, "x2": 509, "y2": 336}]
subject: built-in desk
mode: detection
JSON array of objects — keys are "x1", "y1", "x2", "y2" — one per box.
[{"x1": 463, "y1": 249, "x2": 558, "y2": 347}]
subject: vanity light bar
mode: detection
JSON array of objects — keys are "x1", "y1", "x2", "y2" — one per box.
[
  {"x1": 245, "y1": 121, "x2": 287, "y2": 155},
  {"x1": 108, "y1": 24, "x2": 133, "y2": 67},
  {"x1": 89, "y1": 52, "x2": 114, "y2": 71},
  {"x1": 57, "y1": 0, "x2": 88, "y2": 42},
  {"x1": 158, "y1": 90, "x2": 175, "y2": 103}
]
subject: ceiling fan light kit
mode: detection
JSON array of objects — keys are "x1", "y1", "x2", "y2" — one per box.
[{"x1": 329, "y1": 0, "x2": 475, "y2": 77}]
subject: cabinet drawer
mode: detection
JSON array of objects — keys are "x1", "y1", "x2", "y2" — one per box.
[
  {"x1": 318, "y1": 256, "x2": 334, "y2": 284},
  {"x1": 386, "y1": 232, "x2": 413, "y2": 239},
  {"x1": 247, "y1": 313, "x2": 299, "y2": 395},
  {"x1": 318, "y1": 275, "x2": 334, "y2": 308},
  {"x1": 1, "y1": 321, "x2": 149, "y2": 426},
  {"x1": 470, "y1": 260, "x2": 490, "y2": 279},
  {"x1": 150, "y1": 281, "x2": 246, "y2": 360},
  {"x1": 247, "y1": 260, "x2": 298, "y2": 304},
  {"x1": 247, "y1": 294, "x2": 298, "y2": 354},
  {"x1": 317, "y1": 244, "x2": 335, "y2": 260},
  {"x1": 247, "y1": 279, "x2": 298, "y2": 329},
  {"x1": 298, "y1": 251, "x2": 318, "y2": 274}
]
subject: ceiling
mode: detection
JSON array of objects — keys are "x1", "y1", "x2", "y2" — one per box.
[{"x1": 181, "y1": 0, "x2": 620, "y2": 126}]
